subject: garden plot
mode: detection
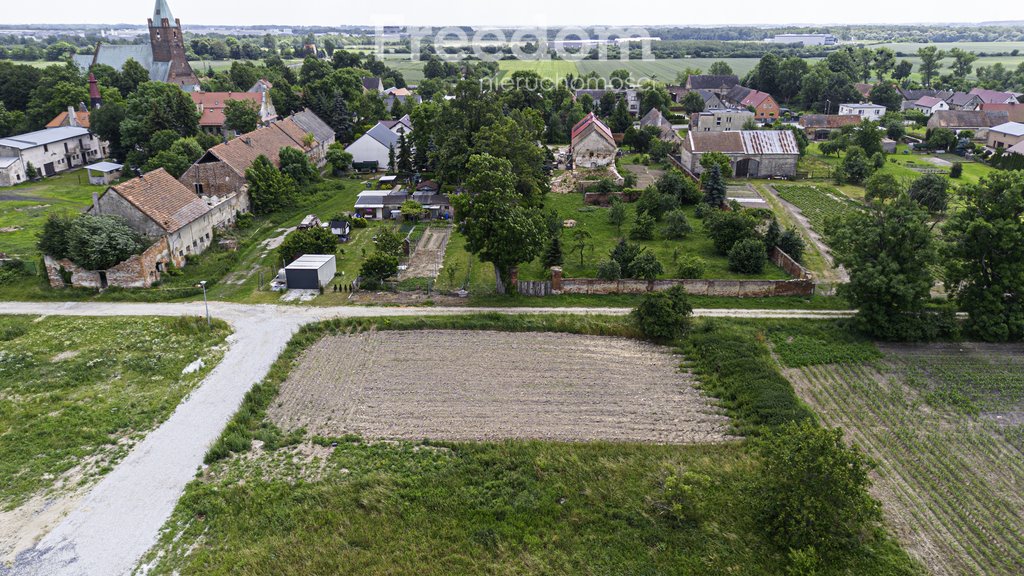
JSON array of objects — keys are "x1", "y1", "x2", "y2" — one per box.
[
  {"x1": 782, "y1": 344, "x2": 1024, "y2": 576},
  {"x1": 268, "y1": 330, "x2": 732, "y2": 444}
]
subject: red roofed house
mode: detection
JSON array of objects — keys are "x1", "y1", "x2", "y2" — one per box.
[
  {"x1": 190, "y1": 90, "x2": 277, "y2": 135},
  {"x1": 570, "y1": 113, "x2": 617, "y2": 169},
  {"x1": 723, "y1": 86, "x2": 780, "y2": 121},
  {"x1": 980, "y1": 102, "x2": 1024, "y2": 123}
]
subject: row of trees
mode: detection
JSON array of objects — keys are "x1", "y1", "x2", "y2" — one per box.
[{"x1": 832, "y1": 171, "x2": 1024, "y2": 342}]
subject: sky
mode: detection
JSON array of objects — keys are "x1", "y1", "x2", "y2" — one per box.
[{"x1": 9, "y1": 0, "x2": 1024, "y2": 27}]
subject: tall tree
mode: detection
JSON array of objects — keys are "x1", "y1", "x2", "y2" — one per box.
[
  {"x1": 246, "y1": 155, "x2": 298, "y2": 214},
  {"x1": 873, "y1": 48, "x2": 896, "y2": 80},
  {"x1": 917, "y1": 46, "x2": 946, "y2": 88},
  {"x1": 120, "y1": 82, "x2": 200, "y2": 166},
  {"x1": 892, "y1": 60, "x2": 914, "y2": 84},
  {"x1": 949, "y1": 48, "x2": 979, "y2": 79},
  {"x1": 451, "y1": 154, "x2": 546, "y2": 294},
  {"x1": 708, "y1": 61, "x2": 734, "y2": 76},
  {"x1": 397, "y1": 132, "x2": 413, "y2": 173},
  {"x1": 223, "y1": 99, "x2": 260, "y2": 134},
  {"x1": 680, "y1": 91, "x2": 705, "y2": 114},
  {"x1": 702, "y1": 164, "x2": 727, "y2": 208},
  {"x1": 832, "y1": 194, "x2": 937, "y2": 340},
  {"x1": 943, "y1": 172, "x2": 1024, "y2": 341}
]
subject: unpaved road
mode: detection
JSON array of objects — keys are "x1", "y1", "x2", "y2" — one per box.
[
  {"x1": 270, "y1": 330, "x2": 733, "y2": 444},
  {"x1": 0, "y1": 300, "x2": 852, "y2": 576}
]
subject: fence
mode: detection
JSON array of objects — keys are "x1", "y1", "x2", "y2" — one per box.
[{"x1": 516, "y1": 280, "x2": 554, "y2": 297}]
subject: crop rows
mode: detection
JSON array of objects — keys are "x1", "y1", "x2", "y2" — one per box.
[
  {"x1": 774, "y1": 184, "x2": 861, "y2": 236},
  {"x1": 785, "y1": 357, "x2": 1024, "y2": 576}
]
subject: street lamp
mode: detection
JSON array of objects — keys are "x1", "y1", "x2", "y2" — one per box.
[{"x1": 199, "y1": 280, "x2": 210, "y2": 327}]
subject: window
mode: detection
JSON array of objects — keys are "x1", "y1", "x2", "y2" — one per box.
[
  {"x1": 43, "y1": 144, "x2": 48, "y2": 152},
  {"x1": 64, "y1": 143, "x2": 69, "y2": 153},
  {"x1": 194, "y1": 183, "x2": 204, "y2": 195}
]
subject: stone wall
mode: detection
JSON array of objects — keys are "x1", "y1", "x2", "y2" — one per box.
[
  {"x1": 44, "y1": 238, "x2": 171, "y2": 290},
  {"x1": 559, "y1": 277, "x2": 814, "y2": 297},
  {"x1": 770, "y1": 247, "x2": 812, "y2": 280},
  {"x1": 180, "y1": 160, "x2": 246, "y2": 199}
]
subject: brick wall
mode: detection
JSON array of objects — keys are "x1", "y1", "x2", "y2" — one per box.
[
  {"x1": 559, "y1": 277, "x2": 814, "y2": 297},
  {"x1": 180, "y1": 161, "x2": 246, "y2": 198},
  {"x1": 44, "y1": 238, "x2": 171, "y2": 290}
]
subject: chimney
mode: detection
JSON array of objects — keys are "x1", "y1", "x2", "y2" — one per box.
[{"x1": 67, "y1": 106, "x2": 79, "y2": 127}]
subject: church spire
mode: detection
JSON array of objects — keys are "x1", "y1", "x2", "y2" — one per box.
[{"x1": 153, "y1": 0, "x2": 174, "y2": 25}]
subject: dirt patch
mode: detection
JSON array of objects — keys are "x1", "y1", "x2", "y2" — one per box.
[
  {"x1": 398, "y1": 227, "x2": 450, "y2": 280},
  {"x1": 268, "y1": 330, "x2": 733, "y2": 444},
  {"x1": 622, "y1": 164, "x2": 665, "y2": 189}
]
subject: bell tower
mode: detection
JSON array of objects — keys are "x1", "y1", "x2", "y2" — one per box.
[{"x1": 147, "y1": 0, "x2": 198, "y2": 89}]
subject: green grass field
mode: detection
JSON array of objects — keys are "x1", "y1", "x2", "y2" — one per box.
[
  {"x1": 514, "y1": 192, "x2": 788, "y2": 282},
  {"x1": 497, "y1": 59, "x2": 580, "y2": 82},
  {"x1": 0, "y1": 314, "x2": 229, "y2": 509},
  {"x1": 867, "y1": 41, "x2": 1024, "y2": 55},
  {"x1": 139, "y1": 316, "x2": 919, "y2": 576},
  {"x1": 577, "y1": 58, "x2": 765, "y2": 82},
  {"x1": 0, "y1": 170, "x2": 100, "y2": 260}
]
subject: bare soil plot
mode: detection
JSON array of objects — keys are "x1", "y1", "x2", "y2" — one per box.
[
  {"x1": 269, "y1": 330, "x2": 732, "y2": 444},
  {"x1": 398, "y1": 226, "x2": 450, "y2": 280},
  {"x1": 784, "y1": 344, "x2": 1024, "y2": 576}
]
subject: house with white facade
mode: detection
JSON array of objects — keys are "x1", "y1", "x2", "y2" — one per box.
[
  {"x1": 344, "y1": 115, "x2": 412, "y2": 171},
  {"x1": 0, "y1": 126, "x2": 107, "y2": 187},
  {"x1": 912, "y1": 96, "x2": 950, "y2": 117},
  {"x1": 838, "y1": 103, "x2": 886, "y2": 120},
  {"x1": 570, "y1": 113, "x2": 617, "y2": 169}
]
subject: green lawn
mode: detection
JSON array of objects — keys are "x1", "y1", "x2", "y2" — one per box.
[
  {"x1": 0, "y1": 169, "x2": 101, "y2": 260},
  {"x1": 515, "y1": 192, "x2": 789, "y2": 282},
  {"x1": 497, "y1": 59, "x2": 580, "y2": 82},
  {"x1": 0, "y1": 314, "x2": 230, "y2": 509}
]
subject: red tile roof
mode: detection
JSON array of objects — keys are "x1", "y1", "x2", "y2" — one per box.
[
  {"x1": 46, "y1": 111, "x2": 90, "y2": 129},
  {"x1": 980, "y1": 102, "x2": 1024, "y2": 123},
  {"x1": 571, "y1": 112, "x2": 615, "y2": 145},
  {"x1": 190, "y1": 92, "x2": 263, "y2": 127},
  {"x1": 108, "y1": 168, "x2": 210, "y2": 233},
  {"x1": 200, "y1": 119, "x2": 311, "y2": 178}
]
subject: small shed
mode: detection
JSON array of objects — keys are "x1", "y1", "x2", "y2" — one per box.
[
  {"x1": 285, "y1": 254, "x2": 336, "y2": 290},
  {"x1": 85, "y1": 162, "x2": 123, "y2": 185}
]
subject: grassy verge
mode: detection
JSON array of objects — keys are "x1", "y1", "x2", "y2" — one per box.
[
  {"x1": 143, "y1": 314, "x2": 918, "y2": 576},
  {"x1": 0, "y1": 314, "x2": 230, "y2": 509},
  {"x1": 465, "y1": 292, "x2": 851, "y2": 310}
]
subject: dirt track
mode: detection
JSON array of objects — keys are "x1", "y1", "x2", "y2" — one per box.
[
  {"x1": 398, "y1": 226, "x2": 450, "y2": 280},
  {"x1": 268, "y1": 330, "x2": 733, "y2": 444}
]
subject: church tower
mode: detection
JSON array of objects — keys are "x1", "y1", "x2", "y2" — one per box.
[{"x1": 148, "y1": 0, "x2": 198, "y2": 89}]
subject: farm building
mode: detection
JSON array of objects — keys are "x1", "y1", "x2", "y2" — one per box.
[
  {"x1": 838, "y1": 103, "x2": 886, "y2": 119},
  {"x1": 354, "y1": 188, "x2": 409, "y2": 220},
  {"x1": 0, "y1": 126, "x2": 107, "y2": 186},
  {"x1": 798, "y1": 115, "x2": 863, "y2": 140},
  {"x1": 927, "y1": 110, "x2": 1009, "y2": 138},
  {"x1": 570, "y1": 113, "x2": 618, "y2": 169},
  {"x1": 639, "y1": 108, "x2": 682, "y2": 143},
  {"x1": 290, "y1": 108, "x2": 336, "y2": 168},
  {"x1": 684, "y1": 75, "x2": 739, "y2": 95},
  {"x1": 679, "y1": 130, "x2": 799, "y2": 178},
  {"x1": 85, "y1": 162, "x2": 123, "y2": 185},
  {"x1": 190, "y1": 90, "x2": 277, "y2": 135},
  {"x1": 969, "y1": 88, "x2": 1019, "y2": 105},
  {"x1": 987, "y1": 122, "x2": 1024, "y2": 150},
  {"x1": 945, "y1": 92, "x2": 984, "y2": 111},
  {"x1": 286, "y1": 254, "x2": 337, "y2": 290},
  {"x1": 690, "y1": 108, "x2": 754, "y2": 133},
  {"x1": 980, "y1": 102, "x2": 1024, "y2": 123},
  {"x1": 345, "y1": 115, "x2": 412, "y2": 170}
]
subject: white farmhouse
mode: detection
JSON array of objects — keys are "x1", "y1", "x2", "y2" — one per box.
[
  {"x1": 570, "y1": 113, "x2": 618, "y2": 169},
  {"x1": 838, "y1": 103, "x2": 886, "y2": 120},
  {"x1": 0, "y1": 126, "x2": 107, "y2": 187},
  {"x1": 344, "y1": 115, "x2": 412, "y2": 171},
  {"x1": 911, "y1": 96, "x2": 950, "y2": 117}
]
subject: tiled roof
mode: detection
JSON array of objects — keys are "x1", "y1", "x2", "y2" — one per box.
[
  {"x1": 741, "y1": 90, "x2": 773, "y2": 108},
  {"x1": 571, "y1": 113, "x2": 615, "y2": 146},
  {"x1": 927, "y1": 110, "x2": 1008, "y2": 129},
  {"x1": 946, "y1": 92, "x2": 981, "y2": 107},
  {"x1": 980, "y1": 103, "x2": 1024, "y2": 122},
  {"x1": 200, "y1": 119, "x2": 309, "y2": 177},
  {"x1": 290, "y1": 109, "x2": 335, "y2": 144},
  {"x1": 108, "y1": 168, "x2": 210, "y2": 233},
  {"x1": 799, "y1": 114, "x2": 863, "y2": 129},
  {"x1": 915, "y1": 96, "x2": 945, "y2": 108},
  {"x1": 969, "y1": 88, "x2": 1018, "y2": 104},
  {"x1": 46, "y1": 110, "x2": 91, "y2": 129},
  {"x1": 685, "y1": 130, "x2": 798, "y2": 155},
  {"x1": 854, "y1": 83, "x2": 873, "y2": 99},
  {"x1": 1007, "y1": 141, "x2": 1024, "y2": 156},
  {"x1": 191, "y1": 92, "x2": 264, "y2": 127}
]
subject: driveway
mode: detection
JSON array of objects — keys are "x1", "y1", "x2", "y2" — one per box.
[{"x1": 0, "y1": 301, "x2": 853, "y2": 575}]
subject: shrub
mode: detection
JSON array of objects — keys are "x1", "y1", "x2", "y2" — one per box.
[
  {"x1": 607, "y1": 200, "x2": 627, "y2": 231},
  {"x1": 662, "y1": 209, "x2": 693, "y2": 239},
  {"x1": 597, "y1": 259, "x2": 621, "y2": 280},
  {"x1": 374, "y1": 227, "x2": 404, "y2": 257},
  {"x1": 610, "y1": 239, "x2": 642, "y2": 272},
  {"x1": 635, "y1": 186, "x2": 677, "y2": 220},
  {"x1": 754, "y1": 421, "x2": 881, "y2": 556},
  {"x1": 61, "y1": 215, "x2": 146, "y2": 271},
  {"x1": 777, "y1": 229, "x2": 806, "y2": 263},
  {"x1": 359, "y1": 252, "x2": 399, "y2": 286},
  {"x1": 631, "y1": 285, "x2": 693, "y2": 341},
  {"x1": 729, "y1": 238, "x2": 766, "y2": 274},
  {"x1": 629, "y1": 211, "x2": 656, "y2": 241},
  {"x1": 676, "y1": 256, "x2": 706, "y2": 279},
  {"x1": 351, "y1": 217, "x2": 369, "y2": 228},
  {"x1": 694, "y1": 203, "x2": 711, "y2": 219},
  {"x1": 542, "y1": 235, "x2": 563, "y2": 268},
  {"x1": 628, "y1": 251, "x2": 664, "y2": 280},
  {"x1": 704, "y1": 210, "x2": 759, "y2": 255},
  {"x1": 234, "y1": 212, "x2": 255, "y2": 229},
  {"x1": 656, "y1": 471, "x2": 712, "y2": 526},
  {"x1": 278, "y1": 226, "x2": 337, "y2": 264},
  {"x1": 950, "y1": 162, "x2": 963, "y2": 178},
  {"x1": 657, "y1": 170, "x2": 701, "y2": 205}
]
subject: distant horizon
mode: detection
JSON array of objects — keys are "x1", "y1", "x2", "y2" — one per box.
[
  {"x1": 5, "y1": 20, "x2": 1024, "y2": 29},
  {"x1": 6, "y1": 0, "x2": 1024, "y2": 28}
]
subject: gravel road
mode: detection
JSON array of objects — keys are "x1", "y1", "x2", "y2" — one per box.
[{"x1": 0, "y1": 300, "x2": 852, "y2": 576}]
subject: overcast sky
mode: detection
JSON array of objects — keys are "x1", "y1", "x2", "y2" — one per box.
[{"x1": 10, "y1": 0, "x2": 1024, "y2": 27}]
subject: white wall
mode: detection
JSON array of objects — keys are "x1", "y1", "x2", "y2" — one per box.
[{"x1": 345, "y1": 135, "x2": 390, "y2": 168}]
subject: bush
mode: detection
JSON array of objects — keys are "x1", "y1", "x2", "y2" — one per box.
[
  {"x1": 234, "y1": 212, "x2": 255, "y2": 229},
  {"x1": 676, "y1": 256, "x2": 706, "y2": 279},
  {"x1": 662, "y1": 209, "x2": 693, "y2": 239},
  {"x1": 629, "y1": 211, "x2": 656, "y2": 240},
  {"x1": 278, "y1": 226, "x2": 337, "y2": 264},
  {"x1": 610, "y1": 239, "x2": 643, "y2": 272},
  {"x1": 0, "y1": 259, "x2": 28, "y2": 285},
  {"x1": 597, "y1": 259, "x2": 621, "y2": 280},
  {"x1": 628, "y1": 251, "x2": 663, "y2": 280},
  {"x1": 374, "y1": 227, "x2": 404, "y2": 257},
  {"x1": 51, "y1": 214, "x2": 147, "y2": 271},
  {"x1": 694, "y1": 203, "x2": 712, "y2": 219},
  {"x1": 656, "y1": 471, "x2": 712, "y2": 526},
  {"x1": 704, "y1": 209, "x2": 759, "y2": 255},
  {"x1": 351, "y1": 217, "x2": 369, "y2": 228},
  {"x1": 728, "y1": 238, "x2": 766, "y2": 274},
  {"x1": 754, "y1": 421, "x2": 881, "y2": 556},
  {"x1": 657, "y1": 170, "x2": 701, "y2": 205},
  {"x1": 359, "y1": 252, "x2": 399, "y2": 286},
  {"x1": 777, "y1": 229, "x2": 806, "y2": 263},
  {"x1": 950, "y1": 162, "x2": 963, "y2": 178},
  {"x1": 631, "y1": 285, "x2": 693, "y2": 341},
  {"x1": 635, "y1": 186, "x2": 677, "y2": 220}
]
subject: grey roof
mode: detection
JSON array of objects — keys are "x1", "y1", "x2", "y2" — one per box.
[
  {"x1": 366, "y1": 123, "x2": 401, "y2": 148},
  {"x1": 354, "y1": 190, "x2": 408, "y2": 208},
  {"x1": 290, "y1": 109, "x2": 335, "y2": 144},
  {"x1": 991, "y1": 122, "x2": 1024, "y2": 137},
  {"x1": 0, "y1": 126, "x2": 91, "y2": 150},
  {"x1": 85, "y1": 162, "x2": 123, "y2": 172},
  {"x1": 73, "y1": 46, "x2": 169, "y2": 82},
  {"x1": 946, "y1": 92, "x2": 981, "y2": 107},
  {"x1": 0, "y1": 157, "x2": 20, "y2": 169},
  {"x1": 153, "y1": 0, "x2": 174, "y2": 23}
]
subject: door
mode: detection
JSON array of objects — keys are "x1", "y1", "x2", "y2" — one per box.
[
  {"x1": 98, "y1": 271, "x2": 108, "y2": 289},
  {"x1": 43, "y1": 162, "x2": 55, "y2": 177},
  {"x1": 735, "y1": 158, "x2": 758, "y2": 178}
]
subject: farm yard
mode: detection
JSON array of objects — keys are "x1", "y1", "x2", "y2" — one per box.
[
  {"x1": 0, "y1": 170, "x2": 99, "y2": 260},
  {"x1": 782, "y1": 342, "x2": 1024, "y2": 576},
  {"x1": 0, "y1": 314, "x2": 229, "y2": 561},
  {"x1": 268, "y1": 330, "x2": 733, "y2": 443}
]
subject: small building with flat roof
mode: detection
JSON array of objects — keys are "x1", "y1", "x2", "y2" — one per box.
[
  {"x1": 85, "y1": 161, "x2": 123, "y2": 185},
  {"x1": 286, "y1": 254, "x2": 336, "y2": 290}
]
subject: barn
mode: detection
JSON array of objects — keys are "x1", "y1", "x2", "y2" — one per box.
[
  {"x1": 570, "y1": 113, "x2": 618, "y2": 169},
  {"x1": 679, "y1": 130, "x2": 799, "y2": 178}
]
